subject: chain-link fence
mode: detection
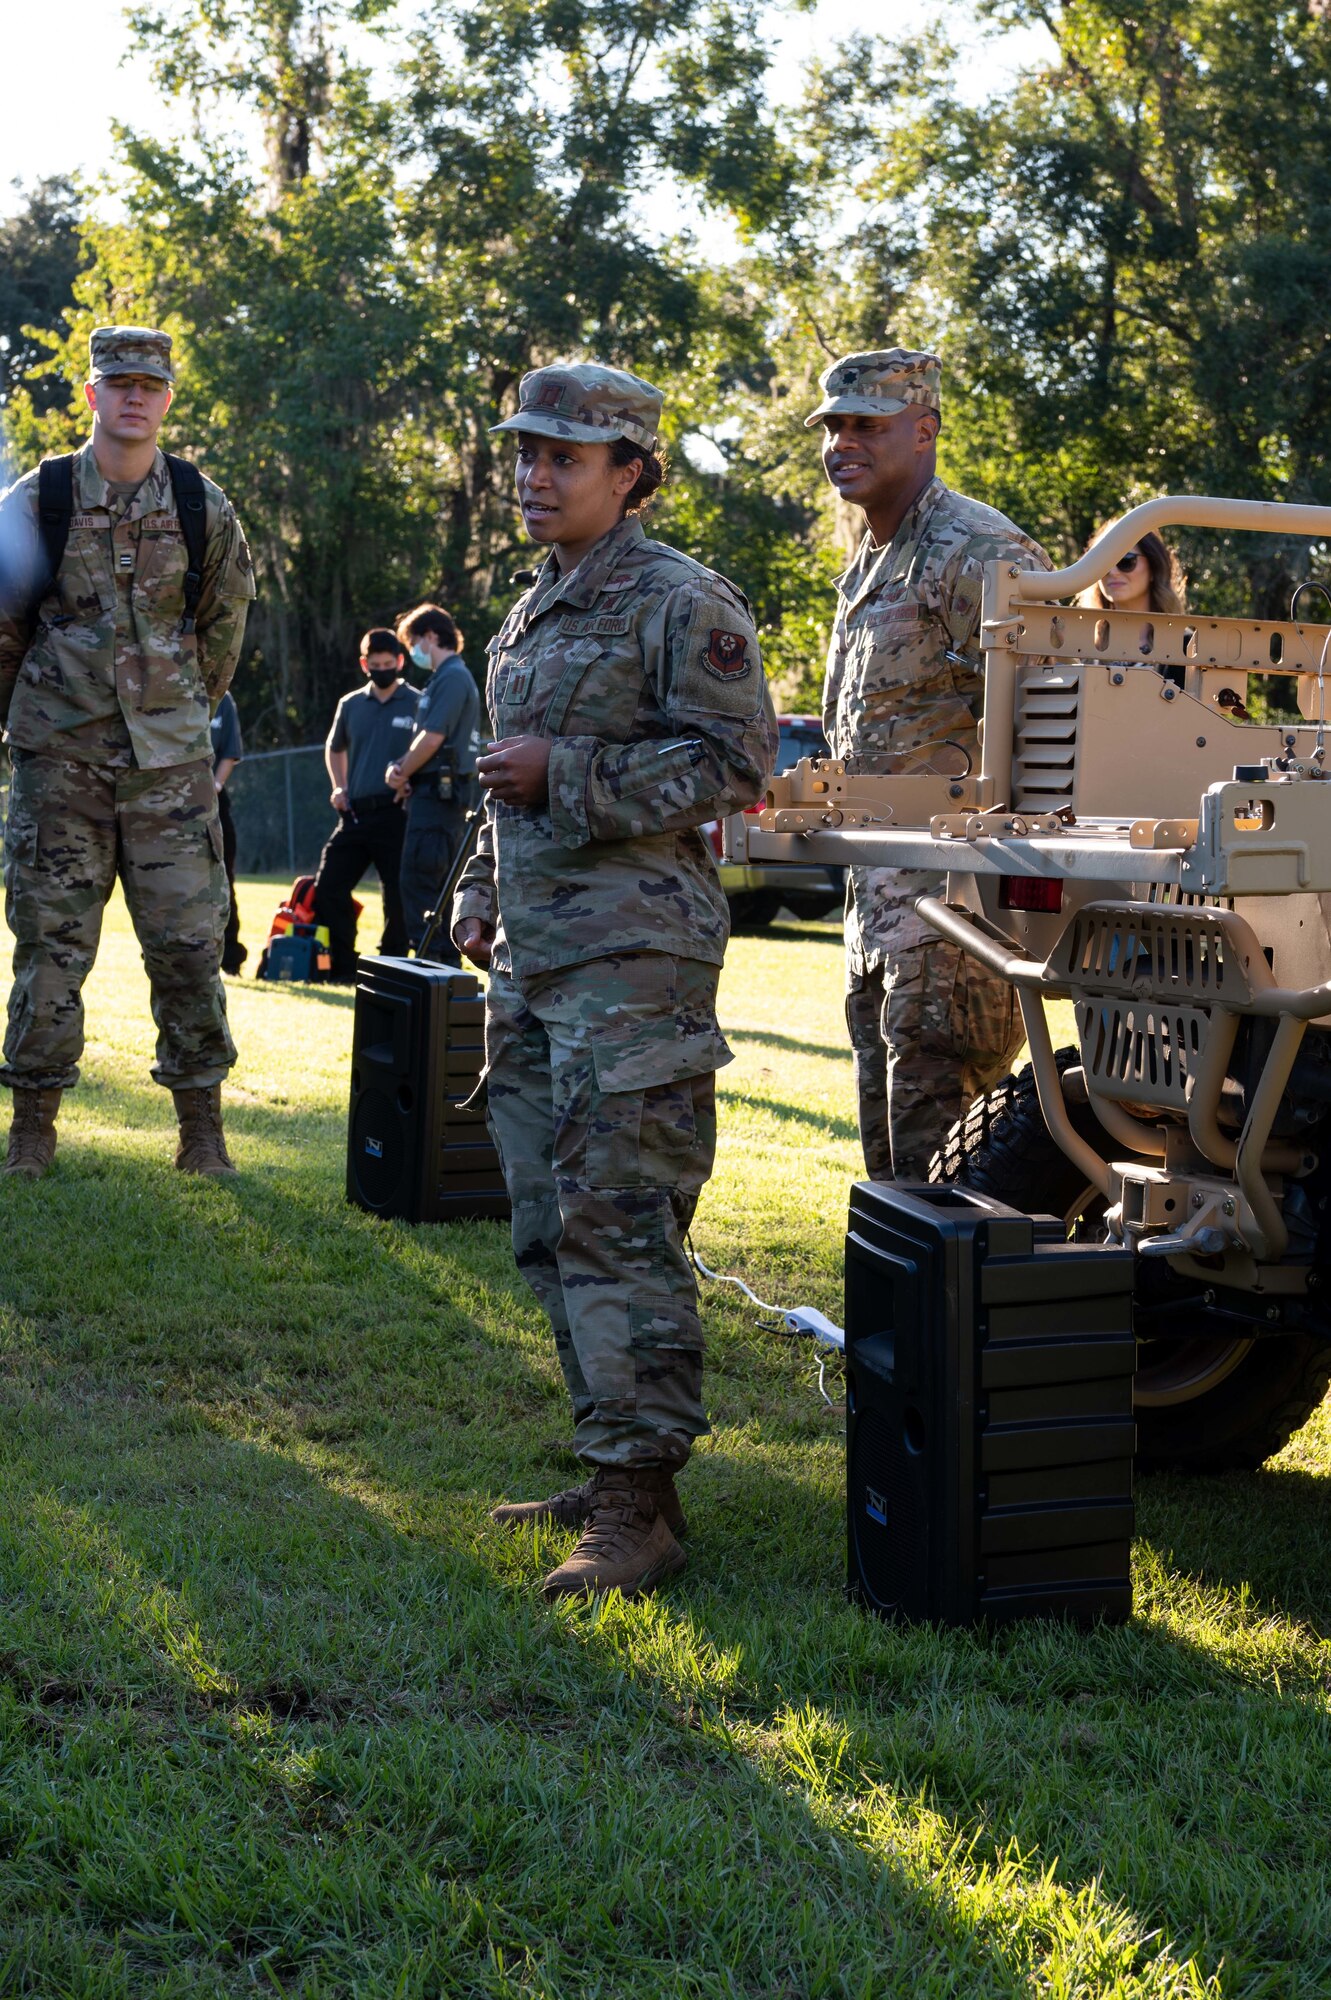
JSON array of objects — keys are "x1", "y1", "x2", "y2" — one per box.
[
  {"x1": 0, "y1": 744, "x2": 338, "y2": 878},
  {"x1": 228, "y1": 744, "x2": 337, "y2": 876}
]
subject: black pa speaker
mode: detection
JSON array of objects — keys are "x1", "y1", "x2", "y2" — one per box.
[
  {"x1": 347, "y1": 956, "x2": 510, "y2": 1223},
  {"x1": 845, "y1": 1181, "x2": 1136, "y2": 1628}
]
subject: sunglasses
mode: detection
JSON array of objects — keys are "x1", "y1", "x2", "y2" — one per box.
[{"x1": 1109, "y1": 551, "x2": 1142, "y2": 574}]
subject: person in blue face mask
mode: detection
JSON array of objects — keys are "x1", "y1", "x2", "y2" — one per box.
[{"x1": 386, "y1": 603, "x2": 480, "y2": 964}]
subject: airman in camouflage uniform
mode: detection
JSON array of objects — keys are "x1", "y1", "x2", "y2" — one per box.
[
  {"x1": 453, "y1": 362, "x2": 778, "y2": 1599},
  {"x1": 811, "y1": 347, "x2": 1051, "y2": 1177},
  {"x1": 0, "y1": 326, "x2": 255, "y2": 1177}
]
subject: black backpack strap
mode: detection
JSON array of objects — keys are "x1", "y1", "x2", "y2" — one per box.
[
  {"x1": 32, "y1": 454, "x2": 75, "y2": 617},
  {"x1": 164, "y1": 453, "x2": 207, "y2": 631}
]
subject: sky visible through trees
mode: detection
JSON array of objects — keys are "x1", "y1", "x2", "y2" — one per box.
[{"x1": 3, "y1": 0, "x2": 1330, "y2": 742}]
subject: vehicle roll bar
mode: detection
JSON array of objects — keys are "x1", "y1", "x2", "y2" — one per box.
[{"x1": 1008, "y1": 496, "x2": 1331, "y2": 604}]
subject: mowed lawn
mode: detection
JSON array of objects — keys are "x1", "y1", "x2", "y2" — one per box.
[{"x1": 1, "y1": 879, "x2": 1330, "y2": 1998}]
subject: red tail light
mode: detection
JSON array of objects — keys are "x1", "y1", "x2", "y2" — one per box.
[
  {"x1": 706, "y1": 821, "x2": 724, "y2": 859},
  {"x1": 999, "y1": 876, "x2": 1064, "y2": 913}
]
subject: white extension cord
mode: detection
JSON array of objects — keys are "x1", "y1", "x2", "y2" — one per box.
[{"x1": 686, "y1": 1237, "x2": 847, "y2": 1408}]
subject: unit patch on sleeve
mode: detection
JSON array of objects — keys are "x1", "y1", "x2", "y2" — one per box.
[{"x1": 700, "y1": 629, "x2": 751, "y2": 680}]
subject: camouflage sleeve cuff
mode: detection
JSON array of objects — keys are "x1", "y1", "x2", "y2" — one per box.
[
  {"x1": 547, "y1": 735, "x2": 596, "y2": 849},
  {"x1": 451, "y1": 805, "x2": 499, "y2": 933},
  {"x1": 452, "y1": 881, "x2": 498, "y2": 933}
]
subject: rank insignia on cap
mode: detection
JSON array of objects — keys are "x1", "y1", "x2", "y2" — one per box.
[{"x1": 702, "y1": 629, "x2": 749, "y2": 679}]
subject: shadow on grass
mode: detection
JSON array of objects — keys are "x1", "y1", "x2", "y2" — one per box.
[
  {"x1": 231, "y1": 978, "x2": 359, "y2": 1010},
  {"x1": 716, "y1": 1081, "x2": 859, "y2": 1145},
  {"x1": 9, "y1": 1386, "x2": 1323, "y2": 1992},
  {"x1": 0, "y1": 1405, "x2": 1081, "y2": 1997},
  {"x1": 1137, "y1": 1462, "x2": 1331, "y2": 1638},
  {"x1": 3, "y1": 1073, "x2": 1331, "y2": 1989},
  {"x1": 755, "y1": 918, "x2": 844, "y2": 943},
  {"x1": 726, "y1": 1026, "x2": 852, "y2": 1064}
]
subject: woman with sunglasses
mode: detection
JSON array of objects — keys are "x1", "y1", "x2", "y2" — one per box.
[{"x1": 1076, "y1": 527, "x2": 1186, "y2": 647}]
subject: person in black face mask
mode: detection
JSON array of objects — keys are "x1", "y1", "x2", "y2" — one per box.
[{"x1": 311, "y1": 627, "x2": 416, "y2": 979}]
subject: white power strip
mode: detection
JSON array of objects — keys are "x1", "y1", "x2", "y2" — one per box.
[
  {"x1": 686, "y1": 1238, "x2": 846, "y2": 1354},
  {"x1": 780, "y1": 1305, "x2": 845, "y2": 1352}
]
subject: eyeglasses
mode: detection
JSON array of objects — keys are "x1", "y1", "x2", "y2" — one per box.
[{"x1": 1109, "y1": 551, "x2": 1142, "y2": 574}]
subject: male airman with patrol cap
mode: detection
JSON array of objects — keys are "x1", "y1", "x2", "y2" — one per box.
[
  {"x1": 810, "y1": 346, "x2": 1051, "y2": 1178},
  {"x1": 0, "y1": 326, "x2": 255, "y2": 1178}
]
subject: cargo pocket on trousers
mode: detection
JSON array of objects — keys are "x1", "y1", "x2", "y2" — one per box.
[
  {"x1": 588, "y1": 1025, "x2": 730, "y2": 1189},
  {"x1": 629, "y1": 1297, "x2": 704, "y2": 1410},
  {"x1": 202, "y1": 813, "x2": 230, "y2": 946},
  {"x1": 950, "y1": 948, "x2": 1021, "y2": 1067}
]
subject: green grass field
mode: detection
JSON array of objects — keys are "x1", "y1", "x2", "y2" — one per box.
[{"x1": 2, "y1": 879, "x2": 1330, "y2": 1998}]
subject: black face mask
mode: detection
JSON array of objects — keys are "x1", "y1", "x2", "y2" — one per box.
[{"x1": 367, "y1": 667, "x2": 401, "y2": 689}]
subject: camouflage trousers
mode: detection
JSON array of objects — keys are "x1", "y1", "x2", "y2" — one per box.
[
  {"x1": 484, "y1": 953, "x2": 728, "y2": 1470},
  {"x1": 846, "y1": 942, "x2": 1025, "y2": 1180},
  {"x1": 1, "y1": 750, "x2": 236, "y2": 1093}
]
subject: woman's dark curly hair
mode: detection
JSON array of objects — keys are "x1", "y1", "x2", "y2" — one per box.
[{"x1": 609, "y1": 434, "x2": 669, "y2": 515}]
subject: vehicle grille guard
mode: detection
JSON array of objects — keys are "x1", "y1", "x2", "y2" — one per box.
[{"x1": 917, "y1": 894, "x2": 1329, "y2": 1263}]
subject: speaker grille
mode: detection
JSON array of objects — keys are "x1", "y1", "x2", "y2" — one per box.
[
  {"x1": 350, "y1": 1086, "x2": 404, "y2": 1209},
  {"x1": 848, "y1": 1405, "x2": 926, "y2": 1613}
]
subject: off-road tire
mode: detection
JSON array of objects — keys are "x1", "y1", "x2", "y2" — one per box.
[{"x1": 929, "y1": 1052, "x2": 1331, "y2": 1473}]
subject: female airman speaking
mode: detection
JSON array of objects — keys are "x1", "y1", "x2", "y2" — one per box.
[{"x1": 453, "y1": 362, "x2": 777, "y2": 1601}]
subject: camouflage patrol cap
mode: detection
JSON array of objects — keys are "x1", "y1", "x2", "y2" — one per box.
[
  {"x1": 804, "y1": 347, "x2": 941, "y2": 427},
  {"x1": 489, "y1": 362, "x2": 662, "y2": 451},
  {"x1": 89, "y1": 325, "x2": 174, "y2": 384}
]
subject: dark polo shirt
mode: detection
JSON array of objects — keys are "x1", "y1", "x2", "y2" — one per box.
[
  {"x1": 415, "y1": 653, "x2": 479, "y2": 777},
  {"x1": 327, "y1": 681, "x2": 418, "y2": 802}
]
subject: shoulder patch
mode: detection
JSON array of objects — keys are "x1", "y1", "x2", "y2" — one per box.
[{"x1": 701, "y1": 628, "x2": 751, "y2": 681}]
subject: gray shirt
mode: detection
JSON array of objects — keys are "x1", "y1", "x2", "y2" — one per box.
[
  {"x1": 415, "y1": 653, "x2": 479, "y2": 775},
  {"x1": 210, "y1": 690, "x2": 243, "y2": 772},
  {"x1": 328, "y1": 681, "x2": 418, "y2": 802}
]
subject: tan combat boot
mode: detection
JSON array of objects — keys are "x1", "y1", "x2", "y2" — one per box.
[
  {"x1": 493, "y1": 1469, "x2": 687, "y2": 1538},
  {"x1": 172, "y1": 1083, "x2": 237, "y2": 1176},
  {"x1": 3, "y1": 1086, "x2": 62, "y2": 1179},
  {"x1": 540, "y1": 1466, "x2": 687, "y2": 1601}
]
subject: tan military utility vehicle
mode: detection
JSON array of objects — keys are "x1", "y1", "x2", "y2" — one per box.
[{"x1": 727, "y1": 497, "x2": 1331, "y2": 1471}]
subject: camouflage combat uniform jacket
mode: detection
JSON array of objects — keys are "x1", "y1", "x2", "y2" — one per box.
[
  {"x1": 0, "y1": 442, "x2": 255, "y2": 769},
  {"x1": 822, "y1": 476, "x2": 1050, "y2": 971},
  {"x1": 454, "y1": 514, "x2": 778, "y2": 983}
]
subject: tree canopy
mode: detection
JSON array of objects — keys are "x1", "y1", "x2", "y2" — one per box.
[
  {"x1": 7, "y1": 0, "x2": 1331, "y2": 734},
  {"x1": 0, "y1": 177, "x2": 83, "y2": 417}
]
